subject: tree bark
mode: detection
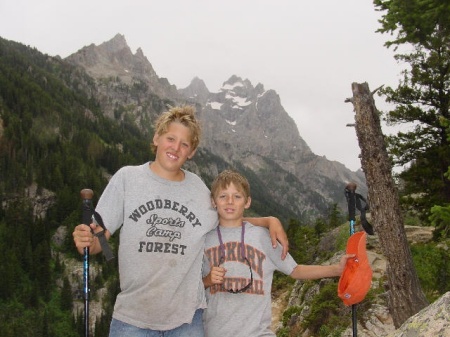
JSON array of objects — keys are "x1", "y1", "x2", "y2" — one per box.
[{"x1": 346, "y1": 82, "x2": 429, "y2": 328}]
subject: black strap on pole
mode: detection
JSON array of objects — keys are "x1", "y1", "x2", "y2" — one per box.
[
  {"x1": 355, "y1": 193, "x2": 374, "y2": 235},
  {"x1": 345, "y1": 186, "x2": 374, "y2": 236},
  {"x1": 345, "y1": 183, "x2": 357, "y2": 233},
  {"x1": 345, "y1": 183, "x2": 358, "y2": 337},
  {"x1": 92, "y1": 211, "x2": 114, "y2": 262}
]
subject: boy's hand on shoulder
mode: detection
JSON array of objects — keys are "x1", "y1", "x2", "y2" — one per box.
[{"x1": 268, "y1": 217, "x2": 289, "y2": 260}]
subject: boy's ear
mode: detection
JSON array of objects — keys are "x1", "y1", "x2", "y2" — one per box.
[
  {"x1": 187, "y1": 148, "x2": 197, "y2": 160},
  {"x1": 211, "y1": 198, "x2": 216, "y2": 209},
  {"x1": 245, "y1": 197, "x2": 252, "y2": 209},
  {"x1": 152, "y1": 133, "x2": 159, "y2": 147}
]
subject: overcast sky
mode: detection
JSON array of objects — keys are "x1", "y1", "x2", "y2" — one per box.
[{"x1": 0, "y1": 0, "x2": 402, "y2": 171}]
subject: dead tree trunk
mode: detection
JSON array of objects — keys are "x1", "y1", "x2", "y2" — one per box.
[{"x1": 345, "y1": 82, "x2": 428, "y2": 328}]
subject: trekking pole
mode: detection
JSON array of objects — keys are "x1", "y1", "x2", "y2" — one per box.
[
  {"x1": 80, "y1": 189, "x2": 94, "y2": 337},
  {"x1": 345, "y1": 182, "x2": 358, "y2": 337}
]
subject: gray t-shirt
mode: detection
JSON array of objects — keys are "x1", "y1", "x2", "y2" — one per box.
[
  {"x1": 203, "y1": 222, "x2": 297, "y2": 337},
  {"x1": 96, "y1": 162, "x2": 218, "y2": 330}
]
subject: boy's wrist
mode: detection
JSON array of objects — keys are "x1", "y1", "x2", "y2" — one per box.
[{"x1": 202, "y1": 276, "x2": 212, "y2": 289}]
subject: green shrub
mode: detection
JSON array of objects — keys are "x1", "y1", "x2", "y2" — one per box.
[
  {"x1": 301, "y1": 282, "x2": 350, "y2": 335},
  {"x1": 411, "y1": 243, "x2": 450, "y2": 301},
  {"x1": 281, "y1": 305, "x2": 302, "y2": 327}
]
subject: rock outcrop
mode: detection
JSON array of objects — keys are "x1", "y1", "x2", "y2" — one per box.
[
  {"x1": 274, "y1": 226, "x2": 449, "y2": 337},
  {"x1": 387, "y1": 291, "x2": 450, "y2": 337}
]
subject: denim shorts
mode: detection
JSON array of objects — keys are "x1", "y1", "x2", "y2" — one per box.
[{"x1": 108, "y1": 309, "x2": 204, "y2": 337}]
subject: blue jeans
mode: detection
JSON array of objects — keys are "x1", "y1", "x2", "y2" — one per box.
[{"x1": 109, "y1": 309, "x2": 204, "y2": 337}]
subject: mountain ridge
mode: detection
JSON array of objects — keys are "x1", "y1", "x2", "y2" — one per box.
[{"x1": 64, "y1": 33, "x2": 367, "y2": 216}]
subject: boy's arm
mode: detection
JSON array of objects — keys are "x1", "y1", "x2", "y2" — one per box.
[
  {"x1": 290, "y1": 254, "x2": 355, "y2": 279},
  {"x1": 290, "y1": 264, "x2": 341, "y2": 280},
  {"x1": 244, "y1": 216, "x2": 289, "y2": 259}
]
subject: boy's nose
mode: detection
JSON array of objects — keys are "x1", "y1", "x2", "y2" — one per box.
[{"x1": 172, "y1": 141, "x2": 181, "y2": 151}]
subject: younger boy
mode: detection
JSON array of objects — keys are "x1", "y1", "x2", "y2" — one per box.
[{"x1": 202, "y1": 170, "x2": 354, "y2": 337}]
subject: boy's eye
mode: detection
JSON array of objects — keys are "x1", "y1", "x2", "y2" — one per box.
[{"x1": 217, "y1": 194, "x2": 243, "y2": 200}]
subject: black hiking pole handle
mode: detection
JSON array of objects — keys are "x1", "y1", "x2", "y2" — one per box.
[
  {"x1": 346, "y1": 182, "x2": 357, "y2": 235},
  {"x1": 81, "y1": 188, "x2": 94, "y2": 337},
  {"x1": 345, "y1": 182, "x2": 358, "y2": 337}
]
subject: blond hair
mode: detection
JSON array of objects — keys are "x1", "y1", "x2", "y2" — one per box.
[
  {"x1": 211, "y1": 170, "x2": 251, "y2": 201},
  {"x1": 151, "y1": 105, "x2": 201, "y2": 153}
]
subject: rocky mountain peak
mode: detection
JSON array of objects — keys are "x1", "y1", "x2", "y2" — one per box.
[
  {"x1": 135, "y1": 47, "x2": 146, "y2": 59},
  {"x1": 66, "y1": 34, "x2": 179, "y2": 100},
  {"x1": 221, "y1": 75, "x2": 253, "y2": 90},
  {"x1": 99, "y1": 33, "x2": 129, "y2": 54},
  {"x1": 219, "y1": 75, "x2": 262, "y2": 104},
  {"x1": 198, "y1": 74, "x2": 311, "y2": 160},
  {"x1": 254, "y1": 82, "x2": 265, "y2": 95},
  {"x1": 178, "y1": 77, "x2": 210, "y2": 104}
]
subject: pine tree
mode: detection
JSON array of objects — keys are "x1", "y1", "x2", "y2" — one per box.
[
  {"x1": 373, "y1": 0, "x2": 450, "y2": 218},
  {"x1": 60, "y1": 276, "x2": 73, "y2": 311}
]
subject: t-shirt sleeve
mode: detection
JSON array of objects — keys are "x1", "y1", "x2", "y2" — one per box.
[
  {"x1": 95, "y1": 168, "x2": 126, "y2": 235},
  {"x1": 255, "y1": 226, "x2": 298, "y2": 275}
]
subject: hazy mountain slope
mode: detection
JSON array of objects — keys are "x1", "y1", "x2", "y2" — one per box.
[{"x1": 65, "y1": 33, "x2": 367, "y2": 219}]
